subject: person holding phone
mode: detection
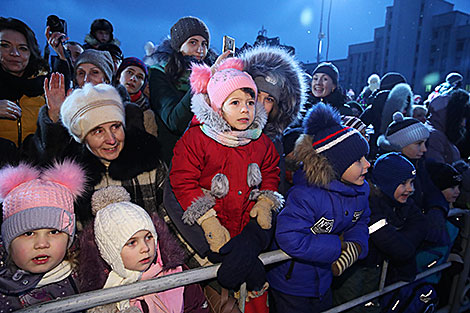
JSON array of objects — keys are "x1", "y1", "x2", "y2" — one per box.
[{"x1": 147, "y1": 16, "x2": 229, "y2": 165}]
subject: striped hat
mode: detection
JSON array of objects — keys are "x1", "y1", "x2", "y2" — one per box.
[
  {"x1": 384, "y1": 112, "x2": 431, "y2": 149},
  {"x1": 303, "y1": 103, "x2": 369, "y2": 178}
]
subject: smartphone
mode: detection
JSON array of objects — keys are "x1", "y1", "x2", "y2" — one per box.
[{"x1": 222, "y1": 35, "x2": 235, "y2": 54}]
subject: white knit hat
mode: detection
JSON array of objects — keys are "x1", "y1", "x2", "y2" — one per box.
[
  {"x1": 60, "y1": 83, "x2": 125, "y2": 142},
  {"x1": 92, "y1": 186, "x2": 157, "y2": 278}
]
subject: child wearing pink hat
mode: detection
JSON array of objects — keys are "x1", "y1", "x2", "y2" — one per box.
[
  {"x1": 166, "y1": 58, "x2": 283, "y2": 309},
  {"x1": 0, "y1": 160, "x2": 85, "y2": 310}
]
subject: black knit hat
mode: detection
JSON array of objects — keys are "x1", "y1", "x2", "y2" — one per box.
[
  {"x1": 372, "y1": 152, "x2": 416, "y2": 200},
  {"x1": 427, "y1": 162, "x2": 462, "y2": 191},
  {"x1": 303, "y1": 103, "x2": 369, "y2": 178},
  {"x1": 379, "y1": 72, "x2": 406, "y2": 91},
  {"x1": 170, "y1": 16, "x2": 210, "y2": 51},
  {"x1": 91, "y1": 19, "x2": 113, "y2": 37},
  {"x1": 312, "y1": 62, "x2": 339, "y2": 86},
  {"x1": 384, "y1": 112, "x2": 431, "y2": 149}
]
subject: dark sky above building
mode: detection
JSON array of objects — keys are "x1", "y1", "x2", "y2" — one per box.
[{"x1": 2, "y1": 0, "x2": 470, "y2": 63}]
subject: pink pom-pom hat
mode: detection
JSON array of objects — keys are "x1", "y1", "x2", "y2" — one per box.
[
  {"x1": 189, "y1": 57, "x2": 257, "y2": 111},
  {"x1": 0, "y1": 160, "x2": 86, "y2": 250}
]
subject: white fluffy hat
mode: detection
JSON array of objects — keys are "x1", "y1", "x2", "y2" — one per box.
[{"x1": 60, "y1": 83, "x2": 125, "y2": 142}]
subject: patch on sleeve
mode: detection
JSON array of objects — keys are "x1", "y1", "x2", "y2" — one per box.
[
  {"x1": 310, "y1": 217, "x2": 334, "y2": 234},
  {"x1": 352, "y1": 210, "x2": 364, "y2": 222}
]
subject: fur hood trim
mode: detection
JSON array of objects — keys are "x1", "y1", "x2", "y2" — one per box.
[
  {"x1": 294, "y1": 134, "x2": 335, "y2": 186},
  {"x1": 380, "y1": 83, "x2": 413, "y2": 133},
  {"x1": 143, "y1": 38, "x2": 217, "y2": 68},
  {"x1": 81, "y1": 128, "x2": 163, "y2": 185},
  {"x1": 190, "y1": 93, "x2": 267, "y2": 133},
  {"x1": 84, "y1": 33, "x2": 121, "y2": 48},
  {"x1": 240, "y1": 46, "x2": 307, "y2": 139}
]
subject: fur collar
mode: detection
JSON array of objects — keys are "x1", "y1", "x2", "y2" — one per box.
[
  {"x1": 84, "y1": 33, "x2": 121, "y2": 48},
  {"x1": 80, "y1": 128, "x2": 162, "y2": 185},
  {"x1": 240, "y1": 46, "x2": 307, "y2": 140},
  {"x1": 190, "y1": 93, "x2": 267, "y2": 134}
]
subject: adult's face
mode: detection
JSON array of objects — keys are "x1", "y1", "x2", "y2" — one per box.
[
  {"x1": 84, "y1": 121, "x2": 125, "y2": 161},
  {"x1": 312, "y1": 73, "x2": 336, "y2": 98},
  {"x1": 179, "y1": 35, "x2": 208, "y2": 60},
  {"x1": 76, "y1": 63, "x2": 107, "y2": 87},
  {"x1": 0, "y1": 29, "x2": 30, "y2": 77},
  {"x1": 65, "y1": 44, "x2": 84, "y2": 65},
  {"x1": 258, "y1": 91, "x2": 276, "y2": 115},
  {"x1": 119, "y1": 65, "x2": 145, "y2": 95}
]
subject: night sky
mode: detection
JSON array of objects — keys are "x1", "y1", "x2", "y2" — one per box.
[{"x1": 2, "y1": 0, "x2": 470, "y2": 63}]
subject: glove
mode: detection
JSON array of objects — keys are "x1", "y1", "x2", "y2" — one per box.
[
  {"x1": 250, "y1": 195, "x2": 275, "y2": 229},
  {"x1": 197, "y1": 209, "x2": 231, "y2": 253},
  {"x1": 217, "y1": 220, "x2": 273, "y2": 290},
  {"x1": 245, "y1": 257, "x2": 267, "y2": 291},
  {"x1": 331, "y1": 241, "x2": 361, "y2": 276}
]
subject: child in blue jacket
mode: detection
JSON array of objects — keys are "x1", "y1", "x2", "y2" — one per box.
[{"x1": 267, "y1": 103, "x2": 371, "y2": 313}]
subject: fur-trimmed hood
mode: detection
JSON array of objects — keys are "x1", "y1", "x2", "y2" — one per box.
[
  {"x1": 78, "y1": 212, "x2": 186, "y2": 292},
  {"x1": 143, "y1": 38, "x2": 217, "y2": 68},
  {"x1": 190, "y1": 92, "x2": 267, "y2": 134},
  {"x1": 380, "y1": 83, "x2": 413, "y2": 134},
  {"x1": 240, "y1": 46, "x2": 307, "y2": 139}
]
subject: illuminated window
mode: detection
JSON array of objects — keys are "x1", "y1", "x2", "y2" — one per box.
[{"x1": 425, "y1": 85, "x2": 432, "y2": 92}]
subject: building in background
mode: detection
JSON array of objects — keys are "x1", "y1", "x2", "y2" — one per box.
[{"x1": 304, "y1": 0, "x2": 470, "y2": 96}]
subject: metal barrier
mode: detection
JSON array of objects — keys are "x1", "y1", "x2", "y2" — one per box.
[{"x1": 17, "y1": 210, "x2": 470, "y2": 313}]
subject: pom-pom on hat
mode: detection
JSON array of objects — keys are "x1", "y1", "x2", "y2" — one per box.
[
  {"x1": 312, "y1": 62, "x2": 339, "y2": 86},
  {"x1": 93, "y1": 186, "x2": 157, "y2": 279},
  {"x1": 383, "y1": 112, "x2": 431, "y2": 150},
  {"x1": 302, "y1": 103, "x2": 369, "y2": 178},
  {"x1": 372, "y1": 152, "x2": 416, "y2": 200},
  {"x1": 0, "y1": 160, "x2": 86, "y2": 250},
  {"x1": 60, "y1": 83, "x2": 125, "y2": 142},
  {"x1": 190, "y1": 58, "x2": 258, "y2": 111},
  {"x1": 170, "y1": 16, "x2": 210, "y2": 51}
]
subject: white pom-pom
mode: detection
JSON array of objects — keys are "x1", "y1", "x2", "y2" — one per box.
[
  {"x1": 144, "y1": 41, "x2": 155, "y2": 57},
  {"x1": 91, "y1": 186, "x2": 131, "y2": 215}
]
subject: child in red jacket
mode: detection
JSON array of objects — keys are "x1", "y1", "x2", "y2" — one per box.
[{"x1": 168, "y1": 58, "x2": 284, "y2": 301}]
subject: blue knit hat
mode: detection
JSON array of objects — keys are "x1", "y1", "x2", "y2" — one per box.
[
  {"x1": 372, "y1": 152, "x2": 416, "y2": 200},
  {"x1": 303, "y1": 103, "x2": 369, "y2": 178}
]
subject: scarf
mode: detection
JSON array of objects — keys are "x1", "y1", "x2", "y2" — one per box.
[
  {"x1": 200, "y1": 124, "x2": 262, "y2": 147},
  {"x1": 103, "y1": 268, "x2": 142, "y2": 310},
  {"x1": 0, "y1": 66, "x2": 46, "y2": 101},
  {"x1": 36, "y1": 261, "x2": 73, "y2": 287},
  {"x1": 130, "y1": 90, "x2": 143, "y2": 103},
  {"x1": 130, "y1": 244, "x2": 184, "y2": 313}
]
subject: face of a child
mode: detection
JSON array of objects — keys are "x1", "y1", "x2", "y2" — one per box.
[
  {"x1": 221, "y1": 89, "x2": 256, "y2": 131},
  {"x1": 394, "y1": 178, "x2": 415, "y2": 203},
  {"x1": 10, "y1": 228, "x2": 69, "y2": 274},
  {"x1": 121, "y1": 230, "x2": 156, "y2": 272},
  {"x1": 401, "y1": 140, "x2": 427, "y2": 160},
  {"x1": 341, "y1": 156, "x2": 370, "y2": 186},
  {"x1": 442, "y1": 185, "x2": 460, "y2": 204}
]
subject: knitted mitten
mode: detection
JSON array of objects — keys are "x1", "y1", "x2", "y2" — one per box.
[
  {"x1": 197, "y1": 209, "x2": 231, "y2": 253},
  {"x1": 249, "y1": 196, "x2": 275, "y2": 229},
  {"x1": 331, "y1": 241, "x2": 361, "y2": 276}
]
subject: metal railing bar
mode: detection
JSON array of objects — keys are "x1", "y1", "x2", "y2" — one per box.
[{"x1": 322, "y1": 262, "x2": 451, "y2": 313}]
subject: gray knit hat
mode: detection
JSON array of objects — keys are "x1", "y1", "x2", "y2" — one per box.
[
  {"x1": 170, "y1": 16, "x2": 210, "y2": 51},
  {"x1": 74, "y1": 49, "x2": 114, "y2": 84},
  {"x1": 383, "y1": 112, "x2": 431, "y2": 149}
]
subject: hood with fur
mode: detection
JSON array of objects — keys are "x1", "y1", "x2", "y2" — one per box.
[
  {"x1": 190, "y1": 93, "x2": 267, "y2": 134},
  {"x1": 380, "y1": 83, "x2": 413, "y2": 134},
  {"x1": 84, "y1": 33, "x2": 121, "y2": 48},
  {"x1": 240, "y1": 46, "x2": 307, "y2": 139}
]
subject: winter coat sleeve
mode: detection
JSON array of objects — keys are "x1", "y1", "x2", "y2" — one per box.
[
  {"x1": 275, "y1": 187, "x2": 342, "y2": 264},
  {"x1": 259, "y1": 136, "x2": 281, "y2": 192},
  {"x1": 425, "y1": 132, "x2": 447, "y2": 163},
  {"x1": 170, "y1": 128, "x2": 207, "y2": 212},
  {"x1": 149, "y1": 68, "x2": 193, "y2": 136},
  {"x1": 342, "y1": 200, "x2": 371, "y2": 260},
  {"x1": 369, "y1": 198, "x2": 428, "y2": 262}
]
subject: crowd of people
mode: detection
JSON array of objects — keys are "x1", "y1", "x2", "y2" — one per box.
[{"x1": 0, "y1": 14, "x2": 469, "y2": 313}]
